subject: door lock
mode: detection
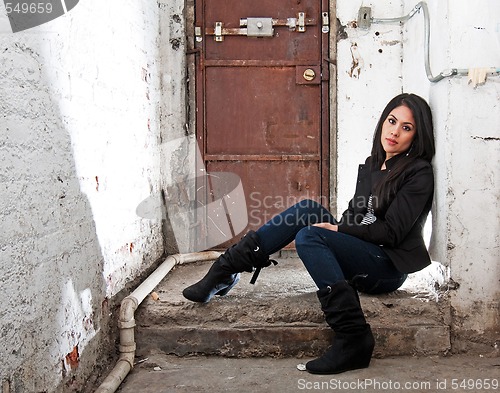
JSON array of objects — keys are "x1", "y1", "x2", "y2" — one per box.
[
  {"x1": 244, "y1": 17, "x2": 274, "y2": 37},
  {"x1": 296, "y1": 66, "x2": 321, "y2": 85},
  {"x1": 303, "y1": 69, "x2": 316, "y2": 81}
]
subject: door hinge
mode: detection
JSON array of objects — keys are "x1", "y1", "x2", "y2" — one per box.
[
  {"x1": 195, "y1": 26, "x2": 202, "y2": 42},
  {"x1": 322, "y1": 12, "x2": 329, "y2": 33}
]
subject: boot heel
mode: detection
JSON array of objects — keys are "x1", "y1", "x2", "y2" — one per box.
[{"x1": 216, "y1": 273, "x2": 240, "y2": 296}]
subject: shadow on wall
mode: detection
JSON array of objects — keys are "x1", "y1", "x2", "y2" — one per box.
[
  {"x1": 1, "y1": 2, "x2": 165, "y2": 390},
  {"x1": 0, "y1": 35, "x2": 111, "y2": 392}
]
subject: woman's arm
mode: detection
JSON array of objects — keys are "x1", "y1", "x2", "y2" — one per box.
[{"x1": 313, "y1": 222, "x2": 338, "y2": 231}]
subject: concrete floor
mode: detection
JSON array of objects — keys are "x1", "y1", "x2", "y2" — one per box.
[
  {"x1": 109, "y1": 256, "x2": 499, "y2": 393},
  {"x1": 117, "y1": 353, "x2": 500, "y2": 393}
]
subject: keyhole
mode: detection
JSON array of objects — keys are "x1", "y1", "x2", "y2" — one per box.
[{"x1": 303, "y1": 69, "x2": 316, "y2": 81}]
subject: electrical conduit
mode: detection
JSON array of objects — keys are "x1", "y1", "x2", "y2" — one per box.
[
  {"x1": 94, "y1": 251, "x2": 221, "y2": 393},
  {"x1": 371, "y1": 1, "x2": 500, "y2": 83}
]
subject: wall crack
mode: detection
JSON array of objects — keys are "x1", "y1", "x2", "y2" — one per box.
[{"x1": 471, "y1": 135, "x2": 500, "y2": 141}]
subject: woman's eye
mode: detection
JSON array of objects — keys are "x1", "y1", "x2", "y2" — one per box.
[
  {"x1": 388, "y1": 118, "x2": 396, "y2": 124},
  {"x1": 403, "y1": 126, "x2": 412, "y2": 131}
]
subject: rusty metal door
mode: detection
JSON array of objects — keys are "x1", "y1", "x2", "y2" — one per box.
[{"x1": 195, "y1": 0, "x2": 330, "y2": 246}]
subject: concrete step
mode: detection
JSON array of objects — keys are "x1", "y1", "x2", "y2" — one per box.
[{"x1": 135, "y1": 258, "x2": 451, "y2": 359}]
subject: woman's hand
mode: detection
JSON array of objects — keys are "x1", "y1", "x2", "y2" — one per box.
[{"x1": 312, "y1": 223, "x2": 338, "y2": 232}]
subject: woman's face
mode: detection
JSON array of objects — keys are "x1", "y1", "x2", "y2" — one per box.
[{"x1": 380, "y1": 104, "x2": 416, "y2": 160}]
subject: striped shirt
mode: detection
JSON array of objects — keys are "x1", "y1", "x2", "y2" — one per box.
[{"x1": 360, "y1": 194, "x2": 377, "y2": 225}]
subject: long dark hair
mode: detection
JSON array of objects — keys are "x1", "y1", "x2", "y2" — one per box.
[{"x1": 371, "y1": 93, "x2": 435, "y2": 213}]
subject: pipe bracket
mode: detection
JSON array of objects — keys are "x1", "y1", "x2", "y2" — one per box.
[
  {"x1": 118, "y1": 319, "x2": 136, "y2": 329},
  {"x1": 119, "y1": 343, "x2": 136, "y2": 353}
]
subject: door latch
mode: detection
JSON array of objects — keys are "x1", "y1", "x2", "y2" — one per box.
[
  {"x1": 215, "y1": 21, "x2": 223, "y2": 42},
  {"x1": 297, "y1": 12, "x2": 306, "y2": 32},
  {"x1": 205, "y1": 12, "x2": 315, "y2": 41}
]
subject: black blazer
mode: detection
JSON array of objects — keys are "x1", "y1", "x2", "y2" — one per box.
[{"x1": 338, "y1": 155, "x2": 434, "y2": 273}]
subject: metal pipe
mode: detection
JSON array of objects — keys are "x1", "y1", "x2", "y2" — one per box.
[
  {"x1": 419, "y1": 2, "x2": 453, "y2": 82},
  {"x1": 95, "y1": 251, "x2": 221, "y2": 393},
  {"x1": 371, "y1": 3, "x2": 421, "y2": 24},
  {"x1": 371, "y1": 1, "x2": 500, "y2": 83}
]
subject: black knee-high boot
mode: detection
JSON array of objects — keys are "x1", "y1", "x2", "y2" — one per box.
[
  {"x1": 306, "y1": 280, "x2": 375, "y2": 374},
  {"x1": 182, "y1": 230, "x2": 273, "y2": 303}
]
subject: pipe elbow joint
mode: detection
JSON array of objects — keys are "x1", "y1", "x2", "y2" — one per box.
[{"x1": 118, "y1": 354, "x2": 135, "y2": 370}]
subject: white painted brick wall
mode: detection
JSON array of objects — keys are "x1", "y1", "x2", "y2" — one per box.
[{"x1": 0, "y1": 0, "x2": 165, "y2": 390}]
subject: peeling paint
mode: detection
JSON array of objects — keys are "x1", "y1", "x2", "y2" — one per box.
[
  {"x1": 381, "y1": 40, "x2": 400, "y2": 46},
  {"x1": 347, "y1": 20, "x2": 358, "y2": 29},
  {"x1": 348, "y1": 43, "x2": 364, "y2": 78},
  {"x1": 64, "y1": 346, "x2": 79, "y2": 371}
]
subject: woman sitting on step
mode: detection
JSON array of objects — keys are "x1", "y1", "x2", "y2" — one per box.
[{"x1": 183, "y1": 93, "x2": 435, "y2": 375}]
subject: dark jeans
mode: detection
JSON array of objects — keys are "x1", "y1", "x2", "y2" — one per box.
[{"x1": 255, "y1": 199, "x2": 406, "y2": 294}]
